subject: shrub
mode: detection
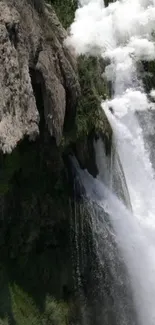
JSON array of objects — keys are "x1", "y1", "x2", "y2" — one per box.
[
  {"x1": 10, "y1": 284, "x2": 41, "y2": 325},
  {"x1": 8, "y1": 284, "x2": 69, "y2": 325},
  {"x1": 49, "y1": 0, "x2": 77, "y2": 28},
  {"x1": 42, "y1": 296, "x2": 69, "y2": 325}
]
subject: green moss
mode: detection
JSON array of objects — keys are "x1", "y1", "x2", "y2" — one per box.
[
  {"x1": 46, "y1": 0, "x2": 111, "y2": 149},
  {"x1": 76, "y1": 56, "x2": 110, "y2": 134},
  {"x1": 0, "y1": 283, "x2": 69, "y2": 325},
  {"x1": 61, "y1": 55, "x2": 111, "y2": 150},
  {"x1": 49, "y1": 0, "x2": 77, "y2": 29},
  {"x1": 10, "y1": 284, "x2": 41, "y2": 325},
  {"x1": 0, "y1": 4, "x2": 112, "y2": 324},
  {"x1": 42, "y1": 296, "x2": 68, "y2": 325}
]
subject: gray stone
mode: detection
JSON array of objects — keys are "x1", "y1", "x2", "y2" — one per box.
[{"x1": 0, "y1": 0, "x2": 80, "y2": 152}]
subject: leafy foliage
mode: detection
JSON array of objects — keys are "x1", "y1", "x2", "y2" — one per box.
[
  {"x1": 76, "y1": 56, "x2": 110, "y2": 137},
  {"x1": 49, "y1": 0, "x2": 77, "y2": 29},
  {"x1": 61, "y1": 55, "x2": 111, "y2": 149},
  {"x1": 42, "y1": 296, "x2": 68, "y2": 325},
  {"x1": 0, "y1": 2, "x2": 111, "y2": 325},
  {"x1": 0, "y1": 284, "x2": 69, "y2": 325},
  {"x1": 10, "y1": 284, "x2": 40, "y2": 325},
  {"x1": 46, "y1": 0, "x2": 111, "y2": 145}
]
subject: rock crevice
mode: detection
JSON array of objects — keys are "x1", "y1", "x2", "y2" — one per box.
[{"x1": 0, "y1": 0, "x2": 80, "y2": 152}]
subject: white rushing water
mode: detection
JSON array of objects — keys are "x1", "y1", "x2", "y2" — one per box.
[
  {"x1": 66, "y1": 0, "x2": 155, "y2": 226},
  {"x1": 67, "y1": 0, "x2": 155, "y2": 324},
  {"x1": 77, "y1": 166, "x2": 155, "y2": 325}
]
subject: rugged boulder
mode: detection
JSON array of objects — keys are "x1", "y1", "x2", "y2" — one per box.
[{"x1": 0, "y1": 0, "x2": 80, "y2": 153}]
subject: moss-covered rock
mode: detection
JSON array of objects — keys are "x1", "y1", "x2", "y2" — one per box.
[{"x1": 76, "y1": 56, "x2": 110, "y2": 137}]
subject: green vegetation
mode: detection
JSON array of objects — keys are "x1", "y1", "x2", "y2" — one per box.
[
  {"x1": 42, "y1": 296, "x2": 68, "y2": 325},
  {"x1": 76, "y1": 56, "x2": 110, "y2": 137},
  {"x1": 48, "y1": 0, "x2": 111, "y2": 146},
  {"x1": 61, "y1": 55, "x2": 111, "y2": 149},
  {"x1": 10, "y1": 284, "x2": 40, "y2": 325},
  {"x1": 0, "y1": 282, "x2": 69, "y2": 325},
  {"x1": 50, "y1": 0, "x2": 77, "y2": 29},
  {"x1": 0, "y1": 1, "x2": 111, "y2": 324}
]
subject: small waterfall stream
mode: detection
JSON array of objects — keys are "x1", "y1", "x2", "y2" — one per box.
[{"x1": 67, "y1": 0, "x2": 155, "y2": 324}]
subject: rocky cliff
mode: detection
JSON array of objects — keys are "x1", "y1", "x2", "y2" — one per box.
[
  {"x1": 0, "y1": 1, "x2": 111, "y2": 324},
  {"x1": 0, "y1": 0, "x2": 80, "y2": 153}
]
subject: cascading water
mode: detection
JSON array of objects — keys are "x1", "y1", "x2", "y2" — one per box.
[
  {"x1": 95, "y1": 137, "x2": 132, "y2": 209},
  {"x1": 70, "y1": 155, "x2": 138, "y2": 325},
  {"x1": 67, "y1": 0, "x2": 155, "y2": 324},
  {"x1": 74, "y1": 162, "x2": 155, "y2": 325},
  {"x1": 66, "y1": 0, "x2": 155, "y2": 225}
]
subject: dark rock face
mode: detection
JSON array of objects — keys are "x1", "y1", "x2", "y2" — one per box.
[
  {"x1": 0, "y1": 0, "x2": 81, "y2": 322},
  {"x1": 0, "y1": 1, "x2": 113, "y2": 324},
  {"x1": 28, "y1": 0, "x2": 45, "y2": 13},
  {"x1": 0, "y1": 0, "x2": 80, "y2": 152}
]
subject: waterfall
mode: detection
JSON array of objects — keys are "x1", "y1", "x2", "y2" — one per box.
[
  {"x1": 67, "y1": 0, "x2": 155, "y2": 324},
  {"x1": 70, "y1": 156, "x2": 138, "y2": 325},
  {"x1": 95, "y1": 137, "x2": 132, "y2": 209},
  {"x1": 74, "y1": 162, "x2": 155, "y2": 325}
]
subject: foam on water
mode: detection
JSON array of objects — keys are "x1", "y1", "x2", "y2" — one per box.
[{"x1": 66, "y1": 0, "x2": 155, "y2": 228}]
